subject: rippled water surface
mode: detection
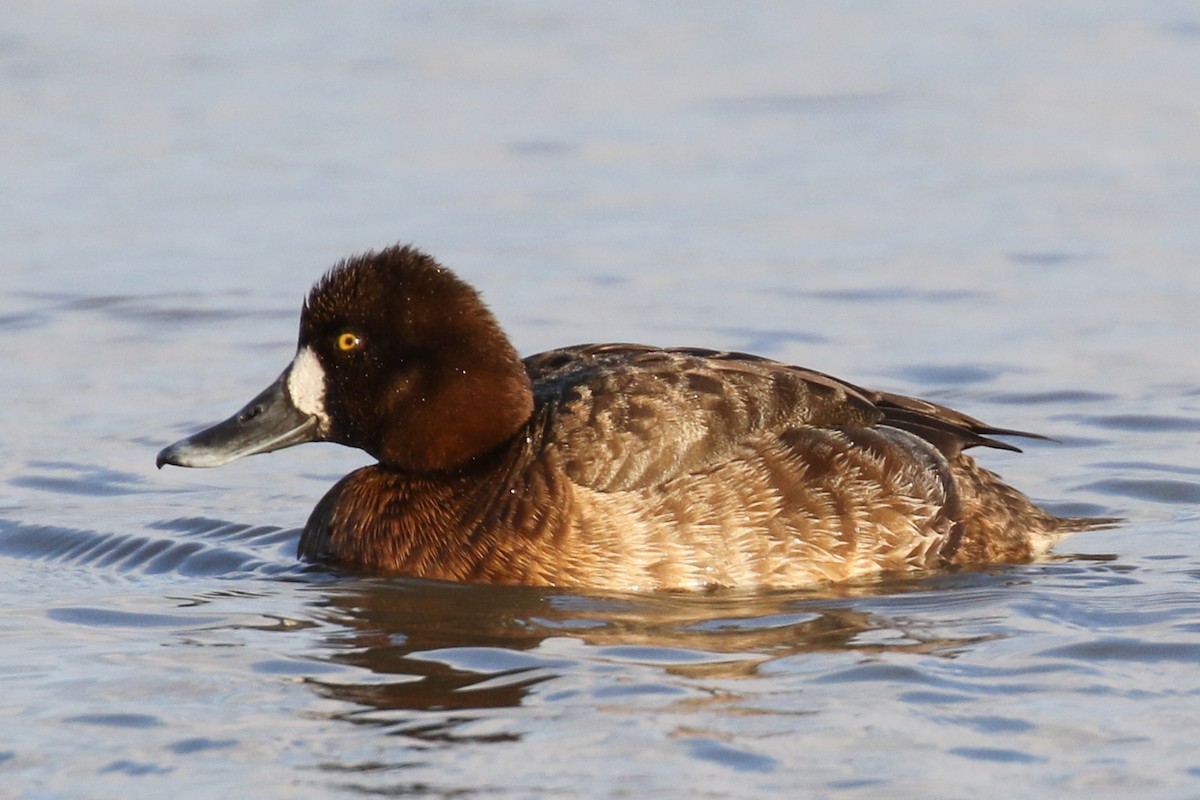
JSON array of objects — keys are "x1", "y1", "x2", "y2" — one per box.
[{"x1": 3, "y1": 3, "x2": 1200, "y2": 798}]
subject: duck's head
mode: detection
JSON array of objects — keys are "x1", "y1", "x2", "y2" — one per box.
[{"x1": 157, "y1": 245, "x2": 535, "y2": 473}]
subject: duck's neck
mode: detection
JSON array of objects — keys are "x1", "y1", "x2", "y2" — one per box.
[{"x1": 298, "y1": 416, "x2": 568, "y2": 583}]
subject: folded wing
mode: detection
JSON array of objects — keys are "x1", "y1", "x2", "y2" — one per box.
[{"x1": 524, "y1": 344, "x2": 1035, "y2": 493}]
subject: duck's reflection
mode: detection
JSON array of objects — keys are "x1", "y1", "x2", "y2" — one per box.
[{"x1": 301, "y1": 573, "x2": 992, "y2": 721}]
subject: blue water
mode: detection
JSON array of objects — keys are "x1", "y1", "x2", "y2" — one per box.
[{"x1": 3, "y1": 2, "x2": 1200, "y2": 798}]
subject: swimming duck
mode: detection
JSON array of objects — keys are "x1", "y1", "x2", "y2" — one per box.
[{"x1": 157, "y1": 245, "x2": 1104, "y2": 590}]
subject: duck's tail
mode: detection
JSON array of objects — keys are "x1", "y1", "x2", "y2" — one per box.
[{"x1": 948, "y1": 455, "x2": 1120, "y2": 565}]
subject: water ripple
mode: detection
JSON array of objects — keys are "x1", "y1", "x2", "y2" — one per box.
[
  {"x1": 1038, "y1": 637, "x2": 1200, "y2": 665},
  {"x1": 989, "y1": 389, "x2": 1116, "y2": 406},
  {"x1": 681, "y1": 736, "x2": 779, "y2": 773},
  {"x1": 1081, "y1": 478, "x2": 1200, "y2": 505},
  {"x1": 46, "y1": 607, "x2": 218, "y2": 628},
  {"x1": 1075, "y1": 413, "x2": 1200, "y2": 433},
  {"x1": 65, "y1": 713, "x2": 163, "y2": 729},
  {"x1": 0, "y1": 517, "x2": 302, "y2": 577},
  {"x1": 10, "y1": 461, "x2": 145, "y2": 497},
  {"x1": 948, "y1": 746, "x2": 1046, "y2": 765}
]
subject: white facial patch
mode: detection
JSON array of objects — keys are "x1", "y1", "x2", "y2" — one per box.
[{"x1": 286, "y1": 346, "x2": 331, "y2": 429}]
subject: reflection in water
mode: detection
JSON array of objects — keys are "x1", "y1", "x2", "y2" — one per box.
[{"x1": 299, "y1": 573, "x2": 1000, "y2": 742}]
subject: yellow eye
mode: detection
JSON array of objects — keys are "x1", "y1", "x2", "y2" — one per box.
[{"x1": 336, "y1": 332, "x2": 362, "y2": 352}]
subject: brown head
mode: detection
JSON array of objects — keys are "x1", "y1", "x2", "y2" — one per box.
[
  {"x1": 157, "y1": 245, "x2": 535, "y2": 473},
  {"x1": 300, "y1": 245, "x2": 534, "y2": 470}
]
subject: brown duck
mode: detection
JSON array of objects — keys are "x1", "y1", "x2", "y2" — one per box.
[{"x1": 157, "y1": 245, "x2": 1106, "y2": 590}]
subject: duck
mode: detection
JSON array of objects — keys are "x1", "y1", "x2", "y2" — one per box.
[{"x1": 157, "y1": 244, "x2": 1107, "y2": 591}]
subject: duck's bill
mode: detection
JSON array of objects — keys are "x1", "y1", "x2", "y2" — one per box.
[{"x1": 156, "y1": 371, "x2": 320, "y2": 469}]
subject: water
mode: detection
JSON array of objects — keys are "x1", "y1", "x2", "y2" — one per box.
[{"x1": 3, "y1": 2, "x2": 1200, "y2": 797}]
